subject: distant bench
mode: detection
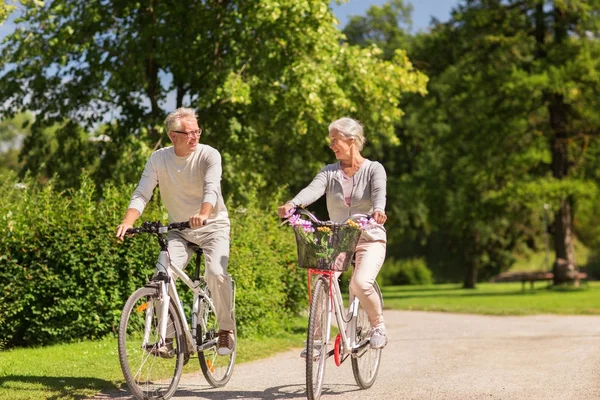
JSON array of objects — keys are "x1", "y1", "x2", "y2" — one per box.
[{"x1": 489, "y1": 271, "x2": 588, "y2": 290}]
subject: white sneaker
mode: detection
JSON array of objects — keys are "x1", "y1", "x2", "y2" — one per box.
[{"x1": 369, "y1": 325, "x2": 388, "y2": 349}]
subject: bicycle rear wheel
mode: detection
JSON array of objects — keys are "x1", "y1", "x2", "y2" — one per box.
[
  {"x1": 351, "y1": 280, "x2": 383, "y2": 389},
  {"x1": 118, "y1": 286, "x2": 186, "y2": 400},
  {"x1": 198, "y1": 296, "x2": 236, "y2": 387},
  {"x1": 306, "y1": 277, "x2": 331, "y2": 400}
]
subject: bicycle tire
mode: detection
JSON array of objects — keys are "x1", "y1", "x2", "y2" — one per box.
[
  {"x1": 351, "y1": 280, "x2": 383, "y2": 389},
  {"x1": 306, "y1": 277, "x2": 330, "y2": 400},
  {"x1": 118, "y1": 286, "x2": 186, "y2": 400},
  {"x1": 198, "y1": 296, "x2": 236, "y2": 387}
]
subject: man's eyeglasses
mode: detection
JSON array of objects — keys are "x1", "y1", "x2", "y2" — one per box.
[{"x1": 173, "y1": 129, "x2": 202, "y2": 138}]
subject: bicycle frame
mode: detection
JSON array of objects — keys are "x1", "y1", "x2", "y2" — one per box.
[
  {"x1": 148, "y1": 248, "x2": 226, "y2": 355},
  {"x1": 310, "y1": 269, "x2": 371, "y2": 365}
]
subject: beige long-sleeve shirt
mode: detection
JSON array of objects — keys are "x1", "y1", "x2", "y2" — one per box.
[{"x1": 128, "y1": 144, "x2": 229, "y2": 228}]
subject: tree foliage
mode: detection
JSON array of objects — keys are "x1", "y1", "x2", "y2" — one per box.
[
  {"x1": 346, "y1": 0, "x2": 600, "y2": 287},
  {"x1": 0, "y1": 0, "x2": 427, "y2": 199},
  {"x1": 0, "y1": 0, "x2": 13, "y2": 24}
]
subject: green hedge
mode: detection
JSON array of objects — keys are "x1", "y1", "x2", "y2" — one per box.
[
  {"x1": 377, "y1": 257, "x2": 433, "y2": 286},
  {"x1": 0, "y1": 172, "x2": 305, "y2": 347}
]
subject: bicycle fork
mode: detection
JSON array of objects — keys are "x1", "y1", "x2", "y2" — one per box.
[{"x1": 145, "y1": 250, "x2": 191, "y2": 350}]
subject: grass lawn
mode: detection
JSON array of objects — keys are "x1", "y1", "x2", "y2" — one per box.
[
  {"x1": 381, "y1": 281, "x2": 600, "y2": 315},
  {"x1": 0, "y1": 319, "x2": 306, "y2": 400},
  {"x1": 2, "y1": 282, "x2": 599, "y2": 400}
]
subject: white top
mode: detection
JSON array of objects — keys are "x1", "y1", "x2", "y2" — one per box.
[
  {"x1": 341, "y1": 171, "x2": 353, "y2": 206},
  {"x1": 128, "y1": 144, "x2": 229, "y2": 229}
]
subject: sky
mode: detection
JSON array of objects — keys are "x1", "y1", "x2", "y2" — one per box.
[{"x1": 331, "y1": 0, "x2": 459, "y2": 32}]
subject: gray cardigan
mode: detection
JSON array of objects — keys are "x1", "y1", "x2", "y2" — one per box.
[{"x1": 289, "y1": 159, "x2": 387, "y2": 242}]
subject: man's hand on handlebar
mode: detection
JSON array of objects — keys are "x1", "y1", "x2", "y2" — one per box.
[
  {"x1": 189, "y1": 214, "x2": 208, "y2": 228},
  {"x1": 115, "y1": 222, "x2": 133, "y2": 241}
]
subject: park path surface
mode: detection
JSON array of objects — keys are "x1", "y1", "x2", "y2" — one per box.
[{"x1": 92, "y1": 310, "x2": 600, "y2": 400}]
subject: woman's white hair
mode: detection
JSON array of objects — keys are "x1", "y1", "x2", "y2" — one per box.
[
  {"x1": 164, "y1": 107, "x2": 197, "y2": 133},
  {"x1": 328, "y1": 117, "x2": 366, "y2": 150}
]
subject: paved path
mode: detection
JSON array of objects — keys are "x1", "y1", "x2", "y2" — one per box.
[{"x1": 92, "y1": 311, "x2": 600, "y2": 400}]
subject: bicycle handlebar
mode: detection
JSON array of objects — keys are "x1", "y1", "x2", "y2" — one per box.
[
  {"x1": 286, "y1": 207, "x2": 371, "y2": 226},
  {"x1": 125, "y1": 220, "x2": 191, "y2": 235}
]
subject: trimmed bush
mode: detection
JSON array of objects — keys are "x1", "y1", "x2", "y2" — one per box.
[
  {"x1": 0, "y1": 172, "x2": 305, "y2": 346},
  {"x1": 378, "y1": 257, "x2": 433, "y2": 286},
  {"x1": 226, "y1": 194, "x2": 306, "y2": 337}
]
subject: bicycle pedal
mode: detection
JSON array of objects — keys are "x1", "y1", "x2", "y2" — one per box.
[{"x1": 300, "y1": 348, "x2": 321, "y2": 361}]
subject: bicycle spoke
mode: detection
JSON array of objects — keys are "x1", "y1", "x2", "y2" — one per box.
[
  {"x1": 118, "y1": 288, "x2": 185, "y2": 400},
  {"x1": 306, "y1": 278, "x2": 330, "y2": 400},
  {"x1": 198, "y1": 298, "x2": 235, "y2": 387},
  {"x1": 351, "y1": 281, "x2": 383, "y2": 389}
]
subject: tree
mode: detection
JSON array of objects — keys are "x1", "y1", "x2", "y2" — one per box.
[
  {"x1": 0, "y1": 0, "x2": 13, "y2": 23},
  {"x1": 345, "y1": 0, "x2": 600, "y2": 287},
  {"x1": 343, "y1": 0, "x2": 414, "y2": 60},
  {"x1": 440, "y1": 0, "x2": 600, "y2": 286},
  {"x1": 0, "y1": 113, "x2": 31, "y2": 175},
  {"x1": 0, "y1": 0, "x2": 427, "y2": 200}
]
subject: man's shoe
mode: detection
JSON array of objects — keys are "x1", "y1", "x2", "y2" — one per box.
[
  {"x1": 217, "y1": 330, "x2": 235, "y2": 356},
  {"x1": 369, "y1": 324, "x2": 388, "y2": 349},
  {"x1": 144, "y1": 338, "x2": 175, "y2": 358}
]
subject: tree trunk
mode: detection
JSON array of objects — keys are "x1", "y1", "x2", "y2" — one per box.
[
  {"x1": 544, "y1": 4, "x2": 579, "y2": 286},
  {"x1": 143, "y1": 0, "x2": 161, "y2": 143},
  {"x1": 463, "y1": 229, "x2": 479, "y2": 289},
  {"x1": 463, "y1": 260, "x2": 478, "y2": 289},
  {"x1": 549, "y1": 118, "x2": 578, "y2": 285}
]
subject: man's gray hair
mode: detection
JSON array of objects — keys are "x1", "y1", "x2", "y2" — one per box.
[
  {"x1": 165, "y1": 107, "x2": 198, "y2": 133},
  {"x1": 328, "y1": 117, "x2": 366, "y2": 150}
]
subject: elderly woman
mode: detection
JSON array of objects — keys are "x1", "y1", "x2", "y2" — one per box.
[{"x1": 278, "y1": 117, "x2": 388, "y2": 349}]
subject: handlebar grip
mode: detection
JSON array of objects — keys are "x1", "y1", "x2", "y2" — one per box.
[{"x1": 168, "y1": 221, "x2": 191, "y2": 230}]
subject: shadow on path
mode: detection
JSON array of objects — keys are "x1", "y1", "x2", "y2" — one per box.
[
  {"x1": 91, "y1": 383, "x2": 362, "y2": 399},
  {"x1": 0, "y1": 374, "x2": 118, "y2": 400}
]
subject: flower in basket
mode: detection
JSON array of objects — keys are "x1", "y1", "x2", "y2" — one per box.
[
  {"x1": 357, "y1": 217, "x2": 378, "y2": 230},
  {"x1": 289, "y1": 215, "x2": 370, "y2": 270}
]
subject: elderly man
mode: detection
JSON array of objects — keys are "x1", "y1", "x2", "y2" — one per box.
[{"x1": 116, "y1": 107, "x2": 235, "y2": 356}]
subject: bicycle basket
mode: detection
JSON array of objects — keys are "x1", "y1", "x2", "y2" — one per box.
[{"x1": 293, "y1": 224, "x2": 362, "y2": 271}]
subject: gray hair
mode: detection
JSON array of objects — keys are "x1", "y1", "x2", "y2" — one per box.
[
  {"x1": 165, "y1": 107, "x2": 198, "y2": 133},
  {"x1": 328, "y1": 117, "x2": 366, "y2": 150}
]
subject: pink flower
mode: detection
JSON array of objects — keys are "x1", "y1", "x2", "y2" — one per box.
[
  {"x1": 289, "y1": 214, "x2": 315, "y2": 233},
  {"x1": 358, "y1": 217, "x2": 377, "y2": 230}
]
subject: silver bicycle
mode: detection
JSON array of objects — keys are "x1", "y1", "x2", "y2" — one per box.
[
  {"x1": 117, "y1": 221, "x2": 236, "y2": 400},
  {"x1": 285, "y1": 209, "x2": 383, "y2": 400}
]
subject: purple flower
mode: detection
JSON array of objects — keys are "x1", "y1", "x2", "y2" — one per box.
[
  {"x1": 358, "y1": 217, "x2": 378, "y2": 230},
  {"x1": 289, "y1": 215, "x2": 315, "y2": 233},
  {"x1": 288, "y1": 214, "x2": 301, "y2": 225}
]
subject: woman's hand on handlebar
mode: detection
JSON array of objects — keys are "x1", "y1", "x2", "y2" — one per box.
[
  {"x1": 372, "y1": 210, "x2": 387, "y2": 225},
  {"x1": 278, "y1": 203, "x2": 296, "y2": 218}
]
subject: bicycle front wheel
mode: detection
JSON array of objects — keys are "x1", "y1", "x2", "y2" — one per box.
[
  {"x1": 198, "y1": 297, "x2": 236, "y2": 387},
  {"x1": 351, "y1": 281, "x2": 383, "y2": 389},
  {"x1": 306, "y1": 277, "x2": 330, "y2": 400},
  {"x1": 118, "y1": 286, "x2": 186, "y2": 400}
]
